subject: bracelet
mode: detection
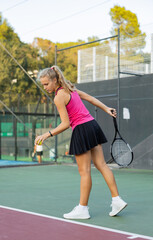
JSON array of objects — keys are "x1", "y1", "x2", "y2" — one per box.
[{"x1": 49, "y1": 131, "x2": 53, "y2": 137}]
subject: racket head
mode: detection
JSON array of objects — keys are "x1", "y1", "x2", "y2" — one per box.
[{"x1": 111, "y1": 138, "x2": 134, "y2": 167}]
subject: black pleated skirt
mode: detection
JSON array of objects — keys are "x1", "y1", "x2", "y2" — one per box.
[{"x1": 69, "y1": 119, "x2": 107, "y2": 155}]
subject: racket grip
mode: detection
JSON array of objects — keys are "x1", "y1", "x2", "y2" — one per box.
[{"x1": 111, "y1": 109, "x2": 116, "y2": 119}]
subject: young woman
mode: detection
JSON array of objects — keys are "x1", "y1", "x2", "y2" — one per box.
[{"x1": 35, "y1": 65, "x2": 127, "y2": 219}]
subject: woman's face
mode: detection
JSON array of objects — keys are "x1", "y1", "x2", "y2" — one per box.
[{"x1": 41, "y1": 76, "x2": 57, "y2": 94}]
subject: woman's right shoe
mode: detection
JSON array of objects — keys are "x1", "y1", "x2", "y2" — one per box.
[{"x1": 63, "y1": 205, "x2": 90, "y2": 219}]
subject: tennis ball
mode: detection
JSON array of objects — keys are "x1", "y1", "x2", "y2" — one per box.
[{"x1": 37, "y1": 140, "x2": 42, "y2": 145}]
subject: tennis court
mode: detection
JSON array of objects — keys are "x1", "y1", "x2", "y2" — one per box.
[{"x1": 0, "y1": 164, "x2": 153, "y2": 239}]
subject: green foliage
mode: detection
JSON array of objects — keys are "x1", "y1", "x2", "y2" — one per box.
[
  {"x1": 110, "y1": 5, "x2": 142, "y2": 37},
  {"x1": 109, "y1": 5, "x2": 146, "y2": 56},
  {"x1": 0, "y1": 7, "x2": 149, "y2": 110},
  {"x1": 0, "y1": 14, "x2": 43, "y2": 108}
]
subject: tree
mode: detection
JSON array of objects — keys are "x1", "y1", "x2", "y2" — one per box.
[
  {"x1": 0, "y1": 14, "x2": 42, "y2": 108},
  {"x1": 109, "y1": 5, "x2": 146, "y2": 56},
  {"x1": 33, "y1": 38, "x2": 79, "y2": 82}
]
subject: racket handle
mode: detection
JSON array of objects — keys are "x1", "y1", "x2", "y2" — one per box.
[
  {"x1": 111, "y1": 110, "x2": 119, "y2": 131},
  {"x1": 111, "y1": 109, "x2": 115, "y2": 118}
]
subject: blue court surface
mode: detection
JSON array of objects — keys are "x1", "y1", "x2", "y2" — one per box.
[{"x1": 0, "y1": 159, "x2": 38, "y2": 167}]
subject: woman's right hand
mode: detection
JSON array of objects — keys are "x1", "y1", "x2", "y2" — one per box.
[
  {"x1": 106, "y1": 108, "x2": 117, "y2": 118},
  {"x1": 35, "y1": 132, "x2": 50, "y2": 145}
]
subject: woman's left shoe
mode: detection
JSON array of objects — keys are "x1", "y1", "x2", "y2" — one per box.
[{"x1": 109, "y1": 197, "x2": 127, "y2": 217}]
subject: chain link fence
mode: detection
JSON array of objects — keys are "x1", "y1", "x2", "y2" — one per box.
[
  {"x1": 78, "y1": 34, "x2": 153, "y2": 83},
  {"x1": 0, "y1": 103, "x2": 74, "y2": 164}
]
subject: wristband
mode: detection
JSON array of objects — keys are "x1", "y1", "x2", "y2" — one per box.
[{"x1": 49, "y1": 131, "x2": 53, "y2": 137}]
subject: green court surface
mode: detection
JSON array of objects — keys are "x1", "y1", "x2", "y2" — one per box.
[{"x1": 0, "y1": 164, "x2": 153, "y2": 238}]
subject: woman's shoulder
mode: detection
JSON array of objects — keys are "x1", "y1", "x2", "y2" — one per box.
[
  {"x1": 54, "y1": 88, "x2": 71, "y2": 105},
  {"x1": 75, "y1": 89, "x2": 86, "y2": 97}
]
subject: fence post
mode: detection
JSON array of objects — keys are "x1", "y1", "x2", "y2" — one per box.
[
  {"x1": 78, "y1": 50, "x2": 81, "y2": 83},
  {"x1": 93, "y1": 47, "x2": 96, "y2": 82},
  {"x1": 0, "y1": 117, "x2": 1, "y2": 159},
  {"x1": 151, "y1": 33, "x2": 153, "y2": 73},
  {"x1": 105, "y1": 56, "x2": 108, "y2": 80},
  {"x1": 13, "y1": 117, "x2": 17, "y2": 161}
]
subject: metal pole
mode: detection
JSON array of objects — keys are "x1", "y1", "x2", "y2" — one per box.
[
  {"x1": 93, "y1": 47, "x2": 96, "y2": 82},
  {"x1": 117, "y1": 27, "x2": 120, "y2": 129},
  {"x1": 105, "y1": 56, "x2": 108, "y2": 80},
  {"x1": 77, "y1": 50, "x2": 81, "y2": 83},
  {"x1": 13, "y1": 117, "x2": 17, "y2": 161},
  {"x1": 57, "y1": 35, "x2": 118, "y2": 52},
  {"x1": 0, "y1": 117, "x2": 1, "y2": 159},
  {"x1": 55, "y1": 45, "x2": 57, "y2": 67},
  {"x1": 151, "y1": 33, "x2": 153, "y2": 73},
  {"x1": 54, "y1": 45, "x2": 58, "y2": 162}
]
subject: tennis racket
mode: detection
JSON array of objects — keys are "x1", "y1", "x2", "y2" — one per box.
[{"x1": 110, "y1": 111, "x2": 133, "y2": 167}]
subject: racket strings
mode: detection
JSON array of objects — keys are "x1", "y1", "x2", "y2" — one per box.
[{"x1": 111, "y1": 139, "x2": 133, "y2": 166}]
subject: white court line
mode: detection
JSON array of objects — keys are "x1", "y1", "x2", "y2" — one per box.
[
  {"x1": 0, "y1": 205, "x2": 153, "y2": 240},
  {"x1": 127, "y1": 236, "x2": 145, "y2": 239}
]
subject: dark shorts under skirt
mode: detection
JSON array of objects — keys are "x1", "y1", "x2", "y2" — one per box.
[
  {"x1": 69, "y1": 119, "x2": 107, "y2": 155},
  {"x1": 37, "y1": 151, "x2": 43, "y2": 156}
]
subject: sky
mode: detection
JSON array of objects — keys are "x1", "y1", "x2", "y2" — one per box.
[{"x1": 0, "y1": 0, "x2": 153, "y2": 51}]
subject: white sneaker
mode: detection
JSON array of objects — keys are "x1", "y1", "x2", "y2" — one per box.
[
  {"x1": 109, "y1": 197, "x2": 127, "y2": 217},
  {"x1": 63, "y1": 205, "x2": 90, "y2": 219}
]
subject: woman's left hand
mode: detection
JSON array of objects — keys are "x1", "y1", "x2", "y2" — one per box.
[
  {"x1": 106, "y1": 108, "x2": 117, "y2": 118},
  {"x1": 35, "y1": 132, "x2": 50, "y2": 145}
]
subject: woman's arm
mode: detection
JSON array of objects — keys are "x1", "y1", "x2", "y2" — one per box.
[
  {"x1": 35, "y1": 93, "x2": 70, "y2": 145},
  {"x1": 77, "y1": 89, "x2": 116, "y2": 117},
  {"x1": 52, "y1": 94, "x2": 70, "y2": 135}
]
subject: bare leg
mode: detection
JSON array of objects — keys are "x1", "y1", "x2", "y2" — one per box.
[
  {"x1": 63, "y1": 152, "x2": 92, "y2": 219},
  {"x1": 63, "y1": 145, "x2": 126, "y2": 219},
  {"x1": 75, "y1": 151, "x2": 92, "y2": 206},
  {"x1": 91, "y1": 145, "x2": 119, "y2": 197},
  {"x1": 37, "y1": 155, "x2": 42, "y2": 164}
]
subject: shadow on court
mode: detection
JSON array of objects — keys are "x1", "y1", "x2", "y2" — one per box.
[{"x1": 0, "y1": 164, "x2": 152, "y2": 238}]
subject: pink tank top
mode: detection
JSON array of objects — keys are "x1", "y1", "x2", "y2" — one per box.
[{"x1": 66, "y1": 91, "x2": 94, "y2": 130}]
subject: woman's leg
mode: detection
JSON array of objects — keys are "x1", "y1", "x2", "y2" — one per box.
[
  {"x1": 91, "y1": 144, "x2": 127, "y2": 217},
  {"x1": 91, "y1": 144, "x2": 119, "y2": 197},
  {"x1": 63, "y1": 151, "x2": 92, "y2": 219},
  {"x1": 75, "y1": 150, "x2": 92, "y2": 206}
]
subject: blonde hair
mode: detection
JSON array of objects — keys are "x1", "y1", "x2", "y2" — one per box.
[{"x1": 37, "y1": 65, "x2": 75, "y2": 93}]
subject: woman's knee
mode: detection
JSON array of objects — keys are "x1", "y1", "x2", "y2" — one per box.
[
  {"x1": 93, "y1": 160, "x2": 107, "y2": 171},
  {"x1": 78, "y1": 165, "x2": 91, "y2": 176},
  {"x1": 76, "y1": 151, "x2": 92, "y2": 176}
]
